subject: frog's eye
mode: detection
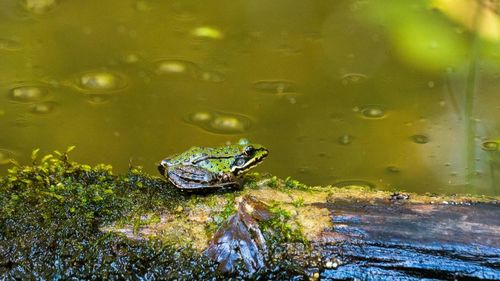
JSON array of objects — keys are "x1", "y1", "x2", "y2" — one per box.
[
  {"x1": 235, "y1": 158, "x2": 246, "y2": 166},
  {"x1": 243, "y1": 145, "x2": 255, "y2": 156}
]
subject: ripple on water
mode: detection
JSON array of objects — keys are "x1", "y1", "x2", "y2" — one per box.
[
  {"x1": 335, "y1": 180, "x2": 376, "y2": 189},
  {"x1": 253, "y1": 80, "x2": 296, "y2": 94},
  {"x1": 187, "y1": 111, "x2": 252, "y2": 134},
  {"x1": 481, "y1": 140, "x2": 499, "y2": 151},
  {"x1": 155, "y1": 59, "x2": 199, "y2": 77},
  {"x1": 86, "y1": 94, "x2": 112, "y2": 106},
  {"x1": 0, "y1": 149, "x2": 15, "y2": 165},
  {"x1": 8, "y1": 84, "x2": 49, "y2": 103},
  {"x1": 76, "y1": 70, "x2": 127, "y2": 92},
  {"x1": 29, "y1": 101, "x2": 57, "y2": 114},
  {"x1": 359, "y1": 105, "x2": 386, "y2": 119},
  {"x1": 23, "y1": 0, "x2": 58, "y2": 14},
  {"x1": 341, "y1": 73, "x2": 368, "y2": 85}
]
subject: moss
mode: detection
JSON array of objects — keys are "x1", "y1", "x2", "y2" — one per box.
[
  {"x1": 261, "y1": 202, "x2": 308, "y2": 245},
  {"x1": 0, "y1": 149, "x2": 217, "y2": 279}
]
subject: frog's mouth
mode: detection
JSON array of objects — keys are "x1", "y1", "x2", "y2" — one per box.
[
  {"x1": 158, "y1": 163, "x2": 166, "y2": 175},
  {"x1": 231, "y1": 148, "x2": 268, "y2": 176}
]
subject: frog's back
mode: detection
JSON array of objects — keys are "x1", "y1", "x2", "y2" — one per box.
[{"x1": 165, "y1": 146, "x2": 205, "y2": 166}]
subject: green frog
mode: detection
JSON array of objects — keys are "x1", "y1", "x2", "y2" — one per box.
[{"x1": 158, "y1": 139, "x2": 268, "y2": 191}]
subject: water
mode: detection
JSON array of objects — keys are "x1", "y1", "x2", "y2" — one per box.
[{"x1": 1, "y1": 0, "x2": 499, "y2": 195}]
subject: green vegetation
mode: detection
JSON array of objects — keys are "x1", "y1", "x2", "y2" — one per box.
[
  {"x1": 0, "y1": 149, "x2": 219, "y2": 279},
  {"x1": 0, "y1": 149, "x2": 313, "y2": 279},
  {"x1": 261, "y1": 203, "x2": 307, "y2": 245}
]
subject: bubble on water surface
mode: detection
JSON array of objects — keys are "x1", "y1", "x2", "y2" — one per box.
[
  {"x1": 335, "y1": 180, "x2": 375, "y2": 189},
  {"x1": 9, "y1": 85, "x2": 48, "y2": 103},
  {"x1": 77, "y1": 71, "x2": 127, "y2": 91},
  {"x1": 0, "y1": 149, "x2": 15, "y2": 165},
  {"x1": 337, "y1": 135, "x2": 353, "y2": 145},
  {"x1": 210, "y1": 115, "x2": 250, "y2": 134},
  {"x1": 187, "y1": 111, "x2": 252, "y2": 134},
  {"x1": 481, "y1": 141, "x2": 498, "y2": 151},
  {"x1": 191, "y1": 26, "x2": 224, "y2": 40},
  {"x1": 29, "y1": 101, "x2": 57, "y2": 114},
  {"x1": 155, "y1": 59, "x2": 199, "y2": 76},
  {"x1": 23, "y1": 0, "x2": 58, "y2": 13},
  {"x1": 0, "y1": 38, "x2": 22, "y2": 51},
  {"x1": 412, "y1": 134, "x2": 429, "y2": 144},
  {"x1": 188, "y1": 111, "x2": 213, "y2": 123},
  {"x1": 360, "y1": 105, "x2": 386, "y2": 119},
  {"x1": 341, "y1": 73, "x2": 368, "y2": 85},
  {"x1": 253, "y1": 80, "x2": 295, "y2": 94}
]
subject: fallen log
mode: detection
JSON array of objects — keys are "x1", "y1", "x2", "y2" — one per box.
[{"x1": 314, "y1": 202, "x2": 500, "y2": 280}]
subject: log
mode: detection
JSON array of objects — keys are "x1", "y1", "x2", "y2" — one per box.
[
  {"x1": 1, "y1": 153, "x2": 499, "y2": 280},
  {"x1": 312, "y1": 202, "x2": 500, "y2": 280}
]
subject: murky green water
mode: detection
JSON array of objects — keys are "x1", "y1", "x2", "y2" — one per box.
[{"x1": 1, "y1": 0, "x2": 499, "y2": 195}]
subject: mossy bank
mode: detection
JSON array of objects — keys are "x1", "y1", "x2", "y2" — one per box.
[{"x1": 1, "y1": 149, "x2": 498, "y2": 280}]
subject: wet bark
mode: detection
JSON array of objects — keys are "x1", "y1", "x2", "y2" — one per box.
[{"x1": 314, "y1": 202, "x2": 500, "y2": 280}]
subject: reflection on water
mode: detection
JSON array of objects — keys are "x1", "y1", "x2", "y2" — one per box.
[{"x1": 0, "y1": 0, "x2": 499, "y2": 195}]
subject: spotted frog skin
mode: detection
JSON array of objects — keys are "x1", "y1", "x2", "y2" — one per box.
[{"x1": 158, "y1": 139, "x2": 268, "y2": 191}]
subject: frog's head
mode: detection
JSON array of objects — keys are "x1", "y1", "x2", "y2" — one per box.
[{"x1": 230, "y1": 143, "x2": 268, "y2": 175}]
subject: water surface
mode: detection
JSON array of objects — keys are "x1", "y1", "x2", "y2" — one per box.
[{"x1": 1, "y1": 0, "x2": 499, "y2": 195}]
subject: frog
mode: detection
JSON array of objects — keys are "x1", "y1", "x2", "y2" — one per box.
[{"x1": 158, "y1": 139, "x2": 268, "y2": 191}]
